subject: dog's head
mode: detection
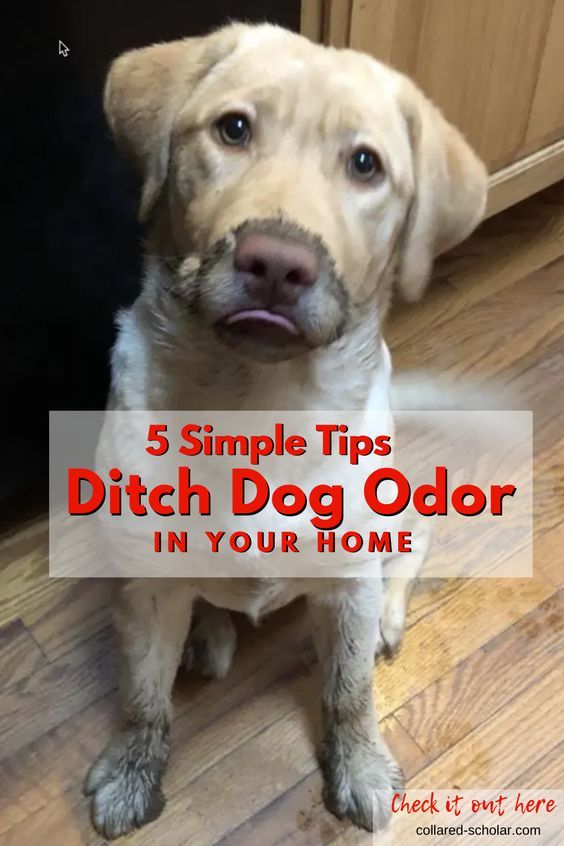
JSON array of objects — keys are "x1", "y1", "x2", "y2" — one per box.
[{"x1": 105, "y1": 24, "x2": 487, "y2": 361}]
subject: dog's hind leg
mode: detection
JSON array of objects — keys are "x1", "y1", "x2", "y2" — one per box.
[
  {"x1": 379, "y1": 576, "x2": 416, "y2": 656},
  {"x1": 85, "y1": 580, "x2": 194, "y2": 840},
  {"x1": 379, "y1": 517, "x2": 431, "y2": 656},
  {"x1": 183, "y1": 599, "x2": 237, "y2": 679}
]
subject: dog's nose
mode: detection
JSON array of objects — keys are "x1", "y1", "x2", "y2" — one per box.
[{"x1": 234, "y1": 233, "x2": 319, "y2": 296}]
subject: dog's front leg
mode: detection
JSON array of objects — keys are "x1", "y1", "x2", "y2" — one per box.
[
  {"x1": 308, "y1": 579, "x2": 403, "y2": 832},
  {"x1": 85, "y1": 580, "x2": 194, "y2": 839}
]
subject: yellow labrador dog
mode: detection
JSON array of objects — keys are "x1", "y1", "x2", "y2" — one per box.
[{"x1": 85, "y1": 23, "x2": 487, "y2": 839}]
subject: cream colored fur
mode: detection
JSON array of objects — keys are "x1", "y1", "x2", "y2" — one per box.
[{"x1": 85, "y1": 23, "x2": 487, "y2": 839}]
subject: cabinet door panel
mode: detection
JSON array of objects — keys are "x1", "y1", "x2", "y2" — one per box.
[
  {"x1": 349, "y1": 0, "x2": 561, "y2": 171},
  {"x1": 524, "y1": 0, "x2": 564, "y2": 153}
]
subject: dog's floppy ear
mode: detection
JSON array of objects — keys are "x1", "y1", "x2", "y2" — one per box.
[
  {"x1": 397, "y1": 78, "x2": 488, "y2": 301},
  {"x1": 104, "y1": 27, "x2": 242, "y2": 221}
]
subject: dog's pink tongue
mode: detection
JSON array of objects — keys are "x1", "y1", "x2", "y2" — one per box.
[{"x1": 225, "y1": 310, "x2": 298, "y2": 335}]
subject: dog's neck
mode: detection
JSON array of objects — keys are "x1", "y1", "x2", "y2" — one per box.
[{"x1": 113, "y1": 258, "x2": 392, "y2": 412}]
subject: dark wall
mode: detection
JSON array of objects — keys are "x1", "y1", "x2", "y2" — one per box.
[{"x1": 1, "y1": 1, "x2": 300, "y2": 498}]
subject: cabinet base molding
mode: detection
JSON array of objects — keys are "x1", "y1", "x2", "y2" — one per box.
[{"x1": 487, "y1": 139, "x2": 564, "y2": 218}]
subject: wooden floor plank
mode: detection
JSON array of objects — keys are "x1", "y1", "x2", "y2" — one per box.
[
  {"x1": 407, "y1": 662, "x2": 564, "y2": 788},
  {"x1": 21, "y1": 579, "x2": 111, "y2": 662},
  {"x1": 0, "y1": 516, "x2": 48, "y2": 566},
  {"x1": 326, "y1": 824, "x2": 371, "y2": 846},
  {"x1": 406, "y1": 578, "x2": 465, "y2": 628},
  {"x1": 217, "y1": 716, "x2": 427, "y2": 846},
  {"x1": 396, "y1": 259, "x2": 562, "y2": 365},
  {"x1": 218, "y1": 772, "x2": 340, "y2": 846},
  {"x1": 374, "y1": 575, "x2": 554, "y2": 717},
  {"x1": 0, "y1": 790, "x2": 105, "y2": 846},
  {"x1": 0, "y1": 543, "x2": 52, "y2": 629},
  {"x1": 0, "y1": 620, "x2": 46, "y2": 689},
  {"x1": 535, "y1": 520, "x2": 564, "y2": 588},
  {"x1": 0, "y1": 695, "x2": 116, "y2": 839},
  {"x1": 0, "y1": 626, "x2": 116, "y2": 762},
  {"x1": 393, "y1": 590, "x2": 563, "y2": 758},
  {"x1": 133, "y1": 712, "x2": 318, "y2": 846},
  {"x1": 512, "y1": 741, "x2": 564, "y2": 789}
]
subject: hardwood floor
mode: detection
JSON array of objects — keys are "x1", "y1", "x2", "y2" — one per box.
[{"x1": 1, "y1": 182, "x2": 563, "y2": 846}]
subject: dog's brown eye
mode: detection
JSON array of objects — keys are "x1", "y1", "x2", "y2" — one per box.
[
  {"x1": 349, "y1": 148, "x2": 382, "y2": 182},
  {"x1": 216, "y1": 113, "x2": 252, "y2": 146}
]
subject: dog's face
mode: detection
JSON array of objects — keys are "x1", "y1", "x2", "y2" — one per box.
[{"x1": 105, "y1": 24, "x2": 487, "y2": 361}]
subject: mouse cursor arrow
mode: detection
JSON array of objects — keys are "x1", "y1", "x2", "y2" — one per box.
[{"x1": 59, "y1": 40, "x2": 69, "y2": 57}]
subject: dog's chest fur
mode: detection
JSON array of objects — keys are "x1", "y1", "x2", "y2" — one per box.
[
  {"x1": 193, "y1": 578, "x2": 304, "y2": 622},
  {"x1": 109, "y1": 281, "x2": 392, "y2": 612}
]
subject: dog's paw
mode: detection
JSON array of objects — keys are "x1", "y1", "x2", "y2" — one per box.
[
  {"x1": 378, "y1": 594, "x2": 407, "y2": 658},
  {"x1": 321, "y1": 733, "x2": 403, "y2": 832},
  {"x1": 183, "y1": 602, "x2": 236, "y2": 679},
  {"x1": 378, "y1": 575, "x2": 415, "y2": 658},
  {"x1": 84, "y1": 728, "x2": 168, "y2": 839}
]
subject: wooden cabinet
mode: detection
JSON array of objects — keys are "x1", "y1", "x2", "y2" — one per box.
[{"x1": 301, "y1": 0, "x2": 564, "y2": 216}]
